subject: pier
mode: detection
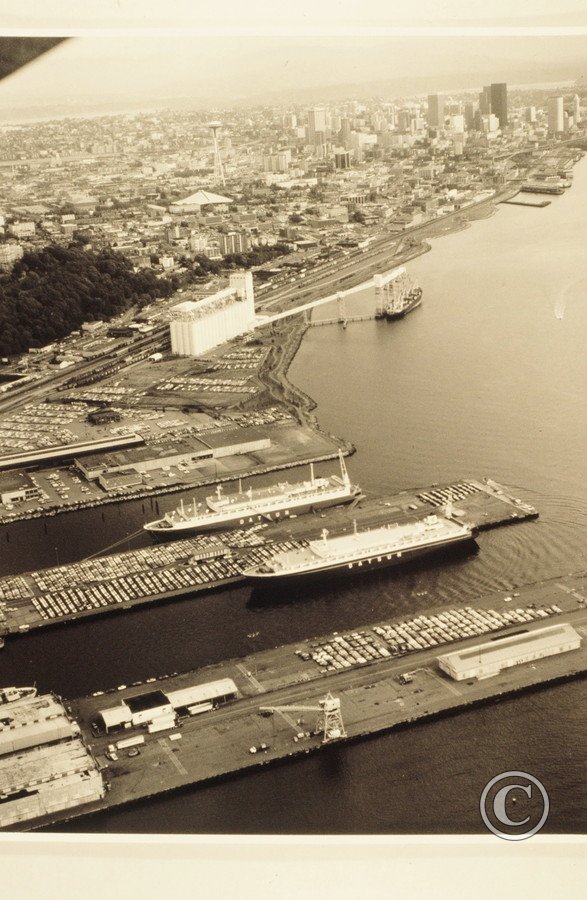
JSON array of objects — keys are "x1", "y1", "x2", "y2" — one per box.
[
  {"x1": 0, "y1": 478, "x2": 538, "y2": 644},
  {"x1": 501, "y1": 198, "x2": 551, "y2": 208},
  {"x1": 4, "y1": 568, "x2": 586, "y2": 832},
  {"x1": 310, "y1": 313, "x2": 378, "y2": 327},
  {"x1": 520, "y1": 183, "x2": 565, "y2": 195}
]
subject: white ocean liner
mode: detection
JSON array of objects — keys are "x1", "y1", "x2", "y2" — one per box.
[
  {"x1": 242, "y1": 515, "x2": 476, "y2": 582},
  {"x1": 144, "y1": 451, "x2": 361, "y2": 536}
]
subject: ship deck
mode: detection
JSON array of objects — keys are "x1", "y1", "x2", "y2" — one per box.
[
  {"x1": 6, "y1": 568, "x2": 585, "y2": 832},
  {"x1": 0, "y1": 478, "x2": 538, "y2": 644}
]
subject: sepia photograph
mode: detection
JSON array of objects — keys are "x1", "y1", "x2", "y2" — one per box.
[{"x1": 0, "y1": 1, "x2": 585, "y2": 895}]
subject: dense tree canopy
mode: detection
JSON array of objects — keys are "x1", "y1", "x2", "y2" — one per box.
[
  {"x1": 0, "y1": 245, "x2": 176, "y2": 355},
  {"x1": 189, "y1": 244, "x2": 291, "y2": 279}
]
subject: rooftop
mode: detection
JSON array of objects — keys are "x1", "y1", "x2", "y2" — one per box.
[
  {"x1": 438, "y1": 622, "x2": 580, "y2": 671},
  {"x1": 0, "y1": 737, "x2": 98, "y2": 795},
  {"x1": 173, "y1": 190, "x2": 233, "y2": 207}
]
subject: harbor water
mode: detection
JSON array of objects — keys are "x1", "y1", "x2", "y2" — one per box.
[{"x1": 1, "y1": 161, "x2": 586, "y2": 833}]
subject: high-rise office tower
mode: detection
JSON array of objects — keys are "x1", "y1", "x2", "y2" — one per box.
[
  {"x1": 490, "y1": 83, "x2": 508, "y2": 128},
  {"x1": 464, "y1": 102, "x2": 476, "y2": 130},
  {"x1": 573, "y1": 94, "x2": 581, "y2": 124},
  {"x1": 427, "y1": 94, "x2": 445, "y2": 127},
  {"x1": 479, "y1": 86, "x2": 492, "y2": 115},
  {"x1": 448, "y1": 115, "x2": 465, "y2": 134},
  {"x1": 339, "y1": 117, "x2": 351, "y2": 147},
  {"x1": 334, "y1": 150, "x2": 351, "y2": 169},
  {"x1": 397, "y1": 109, "x2": 412, "y2": 132},
  {"x1": 307, "y1": 107, "x2": 327, "y2": 145},
  {"x1": 548, "y1": 96, "x2": 564, "y2": 133}
]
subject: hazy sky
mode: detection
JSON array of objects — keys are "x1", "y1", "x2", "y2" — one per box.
[
  {"x1": 3, "y1": 0, "x2": 587, "y2": 30},
  {"x1": 1, "y1": 4, "x2": 586, "y2": 117}
]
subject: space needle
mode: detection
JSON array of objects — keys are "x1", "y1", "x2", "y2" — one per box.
[{"x1": 208, "y1": 120, "x2": 226, "y2": 186}]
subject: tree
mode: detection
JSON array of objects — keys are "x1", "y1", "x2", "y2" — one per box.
[{"x1": 0, "y1": 245, "x2": 175, "y2": 355}]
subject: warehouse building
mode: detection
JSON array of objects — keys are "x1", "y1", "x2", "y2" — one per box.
[
  {"x1": 0, "y1": 693, "x2": 79, "y2": 758},
  {"x1": 170, "y1": 271, "x2": 255, "y2": 357},
  {"x1": 165, "y1": 679, "x2": 238, "y2": 714},
  {"x1": 437, "y1": 622, "x2": 581, "y2": 681},
  {"x1": 98, "y1": 678, "x2": 238, "y2": 734},
  {"x1": 0, "y1": 470, "x2": 41, "y2": 506},
  {"x1": 77, "y1": 429, "x2": 270, "y2": 481},
  {"x1": 0, "y1": 738, "x2": 104, "y2": 829},
  {"x1": 0, "y1": 432, "x2": 144, "y2": 472},
  {"x1": 0, "y1": 693, "x2": 104, "y2": 829}
]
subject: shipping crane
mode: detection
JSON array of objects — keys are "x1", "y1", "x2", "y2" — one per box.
[{"x1": 259, "y1": 692, "x2": 346, "y2": 744}]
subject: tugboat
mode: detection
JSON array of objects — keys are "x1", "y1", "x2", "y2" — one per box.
[{"x1": 0, "y1": 686, "x2": 37, "y2": 705}]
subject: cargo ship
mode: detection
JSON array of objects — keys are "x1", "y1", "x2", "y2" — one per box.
[
  {"x1": 380, "y1": 268, "x2": 423, "y2": 320},
  {"x1": 242, "y1": 515, "x2": 476, "y2": 583},
  {"x1": 0, "y1": 686, "x2": 37, "y2": 705},
  {"x1": 144, "y1": 452, "x2": 361, "y2": 536}
]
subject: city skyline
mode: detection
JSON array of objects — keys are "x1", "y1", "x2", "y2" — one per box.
[{"x1": 0, "y1": 35, "x2": 586, "y2": 121}]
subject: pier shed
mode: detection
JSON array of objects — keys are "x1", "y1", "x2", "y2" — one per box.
[
  {"x1": 0, "y1": 738, "x2": 104, "y2": 829},
  {"x1": 0, "y1": 694, "x2": 79, "y2": 757},
  {"x1": 99, "y1": 690, "x2": 174, "y2": 733},
  {"x1": 437, "y1": 622, "x2": 581, "y2": 681},
  {"x1": 165, "y1": 678, "x2": 238, "y2": 713}
]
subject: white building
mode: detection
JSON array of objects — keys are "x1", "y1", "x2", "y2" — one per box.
[
  {"x1": 448, "y1": 115, "x2": 465, "y2": 134},
  {"x1": 437, "y1": 622, "x2": 580, "y2": 681},
  {"x1": 170, "y1": 189, "x2": 234, "y2": 215},
  {"x1": 170, "y1": 271, "x2": 255, "y2": 357}
]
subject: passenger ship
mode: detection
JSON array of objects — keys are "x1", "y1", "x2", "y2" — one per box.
[
  {"x1": 242, "y1": 515, "x2": 476, "y2": 583},
  {"x1": 144, "y1": 452, "x2": 361, "y2": 536}
]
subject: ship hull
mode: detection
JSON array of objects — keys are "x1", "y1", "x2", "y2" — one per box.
[
  {"x1": 384, "y1": 293, "x2": 423, "y2": 320},
  {"x1": 244, "y1": 532, "x2": 477, "y2": 585},
  {"x1": 145, "y1": 489, "x2": 362, "y2": 538}
]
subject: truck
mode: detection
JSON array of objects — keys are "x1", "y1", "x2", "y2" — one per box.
[
  {"x1": 147, "y1": 715, "x2": 176, "y2": 734},
  {"x1": 116, "y1": 734, "x2": 145, "y2": 751}
]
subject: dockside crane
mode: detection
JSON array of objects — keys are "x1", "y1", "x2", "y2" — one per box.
[{"x1": 259, "y1": 692, "x2": 346, "y2": 744}]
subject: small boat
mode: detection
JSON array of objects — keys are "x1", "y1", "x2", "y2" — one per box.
[{"x1": 0, "y1": 686, "x2": 37, "y2": 705}]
